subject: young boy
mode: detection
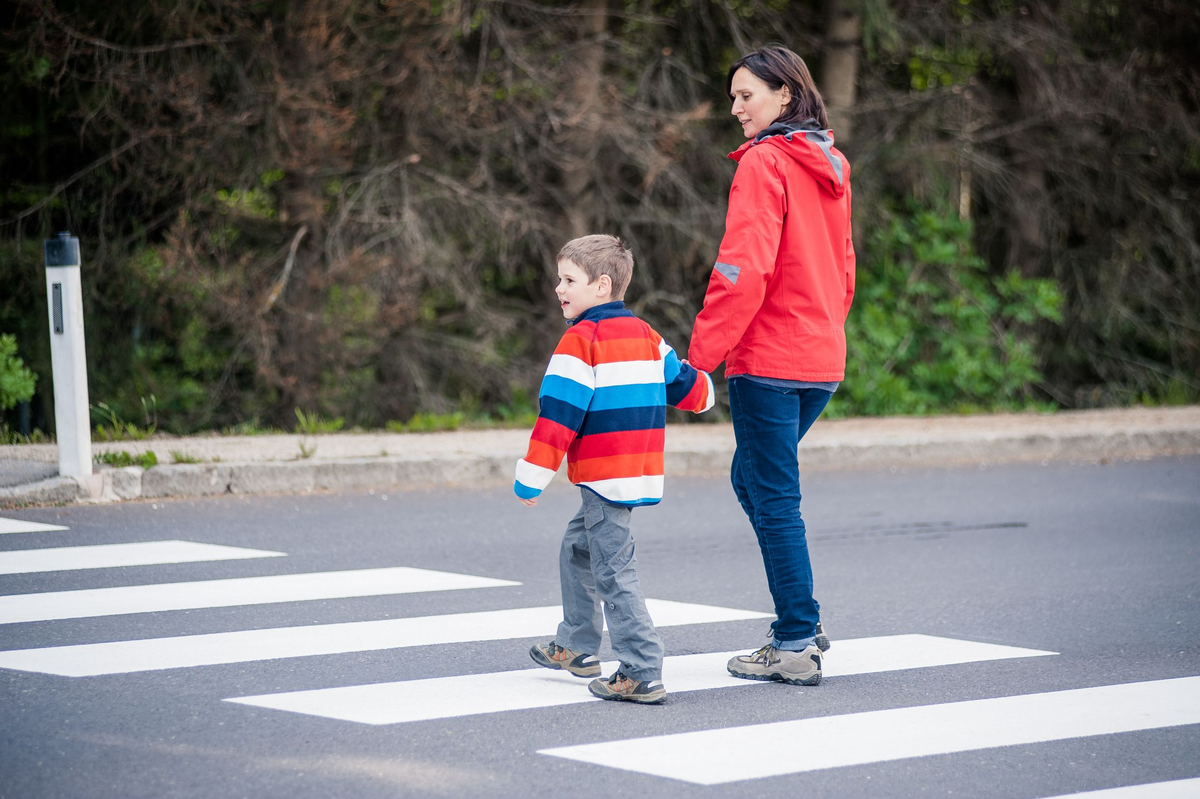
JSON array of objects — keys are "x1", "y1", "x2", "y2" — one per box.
[{"x1": 515, "y1": 234, "x2": 715, "y2": 705}]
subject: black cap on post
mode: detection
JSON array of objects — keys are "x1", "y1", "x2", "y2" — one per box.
[{"x1": 44, "y1": 231, "x2": 81, "y2": 268}]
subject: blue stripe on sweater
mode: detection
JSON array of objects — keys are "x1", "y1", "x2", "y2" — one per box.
[
  {"x1": 538, "y1": 395, "x2": 587, "y2": 431},
  {"x1": 664, "y1": 351, "x2": 699, "y2": 406},
  {"x1": 539, "y1": 374, "x2": 594, "y2": 409},
  {"x1": 514, "y1": 480, "x2": 541, "y2": 500},
  {"x1": 578, "y1": 405, "x2": 666, "y2": 436},
  {"x1": 589, "y1": 383, "x2": 665, "y2": 411}
]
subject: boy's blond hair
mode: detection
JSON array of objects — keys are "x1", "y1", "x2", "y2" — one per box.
[{"x1": 557, "y1": 234, "x2": 634, "y2": 301}]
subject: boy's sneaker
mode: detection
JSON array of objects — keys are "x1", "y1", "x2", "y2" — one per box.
[
  {"x1": 529, "y1": 641, "x2": 600, "y2": 678},
  {"x1": 728, "y1": 644, "x2": 822, "y2": 686},
  {"x1": 588, "y1": 671, "x2": 667, "y2": 704}
]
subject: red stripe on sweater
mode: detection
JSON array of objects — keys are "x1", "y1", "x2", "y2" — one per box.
[
  {"x1": 528, "y1": 417, "x2": 576, "y2": 454},
  {"x1": 676, "y1": 374, "x2": 710, "y2": 411},
  {"x1": 568, "y1": 428, "x2": 665, "y2": 460},
  {"x1": 592, "y1": 336, "x2": 660, "y2": 365},
  {"x1": 590, "y1": 316, "x2": 651, "y2": 341},
  {"x1": 569, "y1": 451, "x2": 665, "y2": 482},
  {"x1": 553, "y1": 327, "x2": 593, "y2": 360}
]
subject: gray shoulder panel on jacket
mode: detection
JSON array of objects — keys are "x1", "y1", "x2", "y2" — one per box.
[
  {"x1": 714, "y1": 261, "x2": 741, "y2": 285},
  {"x1": 805, "y1": 130, "x2": 844, "y2": 187}
]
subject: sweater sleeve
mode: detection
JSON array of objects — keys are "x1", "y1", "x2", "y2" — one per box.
[
  {"x1": 514, "y1": 327, "x2": 595, "y2": 499},
  {"x1": 688, "y1": 148, "x2": 787, "y2": 374},
  {"x1": 659, "y1": 335, "x2": 715, "y2": 414}
]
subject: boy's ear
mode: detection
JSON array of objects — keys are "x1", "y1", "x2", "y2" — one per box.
[{"x1": 596, "y1": 273, "x2": 613, "y2": 298}]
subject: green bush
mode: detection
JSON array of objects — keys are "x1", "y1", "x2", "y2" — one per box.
[
  {"x1": 0, "y1": 333, "x2": 36, "y2": 411},
  {"x1": 833, "y1": 203, "x2": 1062, "y2": 417}
]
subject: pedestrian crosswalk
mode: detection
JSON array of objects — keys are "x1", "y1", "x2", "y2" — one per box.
[
  {"x1": 0, "y1": 539, "x2": 284, "y2": 575},
  {"x1": 0, "y1": 598, "x2": 768, "y2": 676},
  {"x1": 539, "y1": 677, "x2": 1200, "y2": 784},
  {"x1": 0, "y1": 516, "x2": 69, "y2": 534},
  {"x1": 226, "y1": 635, "x2": 1055, "y2": 725},
  {"x1": 0, "y1": 565, "x2": 520, "y2": 623},
  {"x1": 0, "y1": 511, "x2": 1196, "y2": 794},
  {"x1": 1041, "y1": 779, "x2": 1200, "y2": 799}
]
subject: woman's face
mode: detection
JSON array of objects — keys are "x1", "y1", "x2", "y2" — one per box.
[{"x1": 730, "y1": 66, "x2": 791, "y2": 139}]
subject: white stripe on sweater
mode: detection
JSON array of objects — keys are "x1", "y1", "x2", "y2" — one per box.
[
  {"x1": 699, "y1": 372, "x2": 716, "y2": 412},
  {"x1": 515, "y1": 459, "x2": 558, "y2": 490},
  {"x1": 581, "y1": 474, "x2": 665, "y2": 503},
  {"x1": 545, "y1": 353, "x2": 595, "y2": 389},
  {"x1": 594, "y1": 359, "x2": 664, "y2": 388}
]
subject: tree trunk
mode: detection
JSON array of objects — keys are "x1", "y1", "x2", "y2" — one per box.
[
  {"x1": 1006, "y1": 2, "x2": 1050, "y2": 277},
  {"x1": 559, "y1": 0, "x2": 609, "y2": 239},
  {"x1": 820, "y1": 0, "x2": 861, "y2": 144}
]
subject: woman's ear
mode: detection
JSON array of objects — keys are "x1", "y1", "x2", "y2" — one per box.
[{"x1": 780, "y1": 85, "x2": 792, "y2": 109}]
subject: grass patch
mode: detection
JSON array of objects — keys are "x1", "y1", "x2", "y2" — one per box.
[
  {"x1": 94, "y1": 450, "x2": 158, "y2": 469},
  {"x1": 169, "y1": 450, "x2": 202, "y2": 464},
  {"x1": 294, "y1": 408, "x2": 345, "y2": 435},
  {"x1": 91, "y1": 398, "x2": 158, "y2": 441},
  {"x1": 0, "y1": 424, "x2": 51, "y2": 445}
]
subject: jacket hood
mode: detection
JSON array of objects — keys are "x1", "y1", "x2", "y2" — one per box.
[{"x1": 729, "y1": 118, "x2": 849, "y2": 198}]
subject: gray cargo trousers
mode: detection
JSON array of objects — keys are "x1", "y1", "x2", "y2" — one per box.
[{"x1": 555, "y1": 488, "x2": 664, "y2": 682}]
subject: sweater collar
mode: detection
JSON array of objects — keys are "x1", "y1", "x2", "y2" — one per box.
[{"x1": 568, "y1": 300, "x2": 631, "y2": 326}]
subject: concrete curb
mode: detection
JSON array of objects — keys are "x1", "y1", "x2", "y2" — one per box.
[
  {"x1": 1, "y1": 407, "x2": 1198, "y2": 508},
  {"x1": 0, "y1": 476, "x2": 85, "y2": 508}
]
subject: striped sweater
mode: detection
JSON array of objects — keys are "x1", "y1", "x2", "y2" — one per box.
[{"x1": 514, "y1": 301, "x2": 715, "y2": 507}]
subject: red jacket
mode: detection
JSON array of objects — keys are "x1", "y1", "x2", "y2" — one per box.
[{"x1": 688, "y1": 121, "x2": 855, "y2": 381}]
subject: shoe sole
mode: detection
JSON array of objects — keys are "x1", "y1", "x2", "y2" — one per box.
[
  {"x1": 726, "y1": 666, "x2": 822, "y2": 687},
  {"x1": 815, "y1": 632, "x2": 831, "y2": 652},
  {"x1": 528, "y1": 646, "x2": 600, "y2": 678},
  {"x1": 588, "y1": 687, "x2": 668, "y2": 704}
]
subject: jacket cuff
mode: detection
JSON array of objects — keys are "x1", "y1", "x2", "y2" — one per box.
[{"x1": 514, "y1": 480, "x2": 543, "y2": 500}]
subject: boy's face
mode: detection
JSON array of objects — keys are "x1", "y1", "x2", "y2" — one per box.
[{"x1": 555, "y1": 259, "x2": 611, "y2": 320}]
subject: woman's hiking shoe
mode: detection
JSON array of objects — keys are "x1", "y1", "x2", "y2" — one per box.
[
  {"x1": 529, "y1": 641, "x2": 600, "y2": 678},
  {"x1": 728, "y1": 644, "x2": 822, "y2": 686},
  {"x1": 588, "y1": 671, "x2": 667, "y2": 704},
  {"x1": 815, "y1": 620, "x2": 831, "y2": 652},
  {"x1": 767, "y1": 620, "x2": 831, "y2": 652}
]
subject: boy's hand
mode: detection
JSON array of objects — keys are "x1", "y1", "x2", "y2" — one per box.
[{"x1": 518, "y1": 497, "x2": 538, "y2": 507}]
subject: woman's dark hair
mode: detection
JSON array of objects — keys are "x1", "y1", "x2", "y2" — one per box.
[{"x1": 726, "y1": 45, "x2": 828, "y2": 129}]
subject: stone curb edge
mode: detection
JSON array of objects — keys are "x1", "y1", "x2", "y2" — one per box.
[{"x1": 2, "y1": 426, "x2": 1198, "y2": 509}]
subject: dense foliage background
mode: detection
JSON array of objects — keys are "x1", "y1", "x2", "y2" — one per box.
[{"x1": 1, "y1": 0, "x2": 1197, "y2": 438}]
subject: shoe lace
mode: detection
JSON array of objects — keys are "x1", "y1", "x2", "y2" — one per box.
[
  {"x1": 749, "y1": 644, "x2": 778, "y2": 665},
  {"x1": 608, "y1": 671, "x2": 634, "y2": 690}
]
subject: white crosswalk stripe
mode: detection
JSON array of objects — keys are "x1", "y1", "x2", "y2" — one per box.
[
  {"x1": 0, "y1": 598, "x2": 770, "y2": 676},
  {"x1": 0, "y1": 540, "x2": 284, "y2": 575},
  {"x1": 1039, "y1": 779, "x2": 1200, "y2": 799},
  {"x1": 0, "y1": 516, "x2": 69, "y2": 535},
  {"x1": 0, "y1": 566, "x2": 520, "y2": 624},
  {"x1": 539, "y1": 676, "x2": 1200, "y2": 784},
  {"x1": 225, "y1": 634, "x2": 1056, "y2": 725}
]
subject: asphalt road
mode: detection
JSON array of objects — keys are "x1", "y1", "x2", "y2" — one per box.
[{"x1": 1, "y1": 456, "x2": 1198, "y2": 799}]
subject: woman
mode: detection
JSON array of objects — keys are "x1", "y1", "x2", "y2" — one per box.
[{"x1": 687, "y1": 45, "x2": 855, "y2": 686}]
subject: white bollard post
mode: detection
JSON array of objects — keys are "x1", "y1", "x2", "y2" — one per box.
[{"x1": 43, "y1": 232, "x2": 93, "y2": 484}]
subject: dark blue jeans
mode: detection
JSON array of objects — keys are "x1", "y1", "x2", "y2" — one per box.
[{"x1": 728, "y1": 377, "x2": 831, "y2": 651}]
